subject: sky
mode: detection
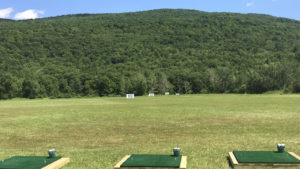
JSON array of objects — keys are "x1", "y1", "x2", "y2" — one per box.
[{"x1": 0, "y1": 0, "x2": 299, "y2": 20}]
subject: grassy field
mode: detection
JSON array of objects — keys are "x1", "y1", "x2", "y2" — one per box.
[{"x1": 0, "y1": 94, "x2": 299, "y2": 169}]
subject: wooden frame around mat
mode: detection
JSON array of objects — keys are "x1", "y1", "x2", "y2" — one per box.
[
  {"x1": 41, "y1": 157, "x2": 70, "y2": 169},
  {"x1": 229, "y1": 152, "x2": 300, "y2": 168},
  {"x1": 114, "y1": 155, "x2": 187, "y2": 169}
]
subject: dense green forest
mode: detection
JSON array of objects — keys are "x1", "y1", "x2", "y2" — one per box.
[{"x1": 0, "y1": 9, "x2": 300, "y2": 99}]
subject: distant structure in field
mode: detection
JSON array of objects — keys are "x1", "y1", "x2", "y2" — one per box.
[
  {"x1": 176, "y1": 93, "x2": 180, "y2": 96},
  {"x1": 165, "y1": 92, "x2": 169, "y2": 95},
  {"x1": 126, "y1": 94, "x2": 134, "y2": 99},
  {"x1": 149, "y1": 93, "x2": 155, "y2": 96}
]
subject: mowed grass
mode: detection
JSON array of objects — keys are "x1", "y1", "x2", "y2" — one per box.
[{"x1": 0, "y1": 94, "x2": 299, "y2": 169}]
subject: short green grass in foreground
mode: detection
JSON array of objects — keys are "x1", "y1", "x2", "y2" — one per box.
[{"x1": 0, "y1": 94, "x2": 299, "y2": 169}]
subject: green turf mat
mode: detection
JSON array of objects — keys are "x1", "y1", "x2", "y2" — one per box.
[
  {"x1": 0, "y1": 156, "x2": 61, "y2": 169},
  {"x1": 121, "y1": 154, "x2": 182, "y2": 167},
  {"x1": 233, "y1": 151, "x2": 300, "y2": 163}
]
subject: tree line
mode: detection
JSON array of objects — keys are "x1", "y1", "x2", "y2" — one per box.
[{"x1": 0, "y1": 9, "x2": 299, "y2": 99}]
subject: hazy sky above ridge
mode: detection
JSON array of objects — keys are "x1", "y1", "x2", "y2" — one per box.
[{"x1": 0, "y1": 0, "x2": 299, "y2": 20}]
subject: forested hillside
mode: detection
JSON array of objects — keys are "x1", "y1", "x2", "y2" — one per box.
[{"x1": 0, "y1": 9, "x2": 299, "y2": 99}]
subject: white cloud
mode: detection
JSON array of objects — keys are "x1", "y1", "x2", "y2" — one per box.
[
  {"x1": 0, "y1": 8, "x2": 13, "y2": 19},
  {"x1": 14, "y1": 9, "x2": 44, "y2": 20},
  {"x1": 246, "y1": 1, "x2": 255, "y2": 7}
]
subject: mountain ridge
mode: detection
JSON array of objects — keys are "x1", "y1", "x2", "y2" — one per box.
[
  {"x1": 0, "y1": 9, "x2": 299, "y2": 99},
  {"x1": 1, "y1": 9, "x2": 300, "y2": 22}
]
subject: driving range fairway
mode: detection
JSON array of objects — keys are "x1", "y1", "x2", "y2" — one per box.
[{"x1": 0, "y1": 94, "x2": 299, "y2": 169}]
